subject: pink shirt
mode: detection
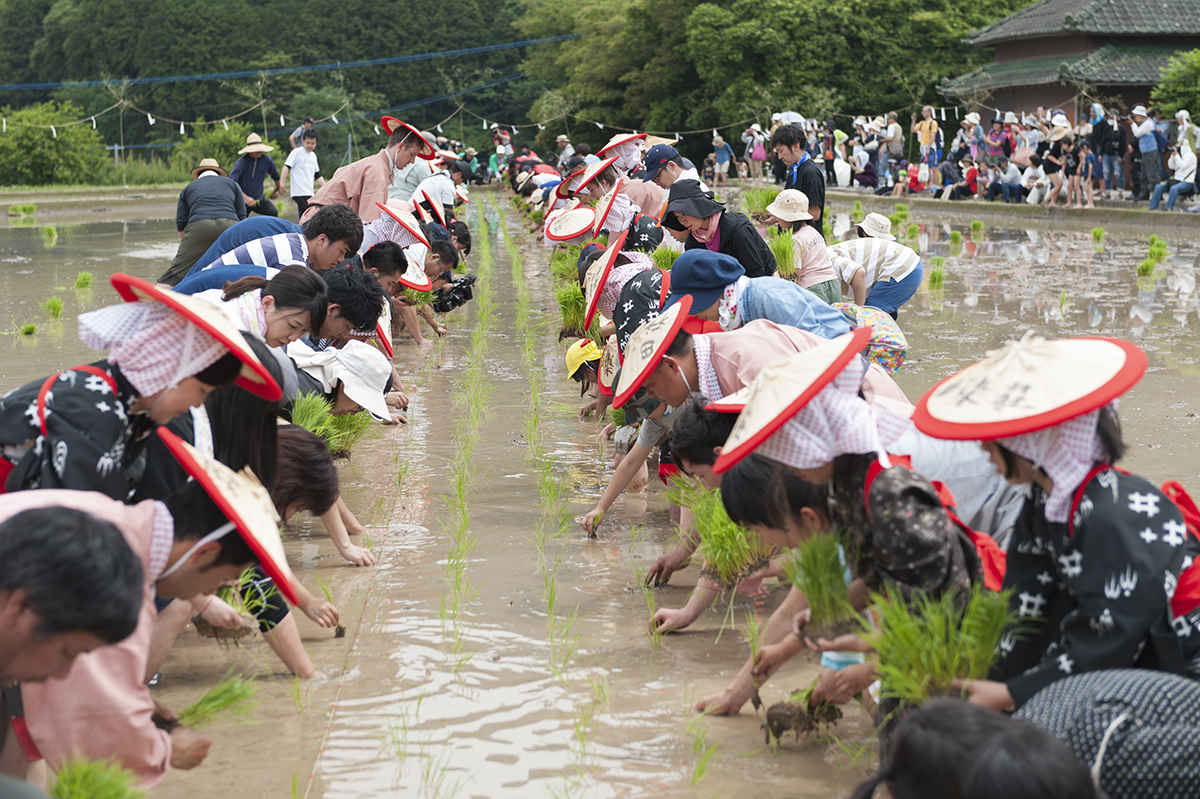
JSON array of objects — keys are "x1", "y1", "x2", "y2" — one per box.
[
  {"x1": 12, "y1": 491, "x2": 172, "y2": 786},
  {"x1": 707, "y1": 320, "x2": 910, "y2": 407},
  {"x1": 619, "y1": 180, "x2": 665, "y2": 221},
  {"x1": 793, "y1": 225, "x2": 838, "y2": 288},
  {"x1": 308, "y1": 149, "x2": 393, "y2": 222}
]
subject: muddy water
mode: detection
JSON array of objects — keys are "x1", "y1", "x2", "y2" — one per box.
[{"x1": 1, "y1": 201, "x2": 1199, "y2": 799}]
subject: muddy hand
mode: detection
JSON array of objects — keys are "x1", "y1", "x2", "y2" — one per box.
[
  {"x1": 695, "y1": 687, "x2": 746, "y2": 716},
  {"x1": 198, "y1": 595, "x2": 244, "y2": 629},
  {"x1": 341, "y1": 543, "x2": 376, "y2": 567},
  {"x1": 169, "y1": 726, "x2": 213, "y2": 770},
  {"x1": 790, "y1": 608, "x2": 817, "y2": 649},
  {"x1": 303, "y1": 598, "x2": 340, "y2": 628},
  {"x1": 646, "y1": 547, "x2": 689, "y2": 586},
  {"x1": 577, "y1": 508, "x2": 603, "y2": 535},
  {"x1": 649, "y1": 607, "x2": 690, "y2": 634},
  {"x1": 751, "y1": 642, "x2": 789, "y2": 680}
]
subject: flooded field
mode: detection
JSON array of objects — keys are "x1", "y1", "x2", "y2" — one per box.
[{"x1": 2, "y1": 195, "x2": 1200, "y2": 798}]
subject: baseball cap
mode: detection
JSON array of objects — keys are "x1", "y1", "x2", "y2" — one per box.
[{"x1": 642, "y1": 144, "x2": 679, "y2": 182}]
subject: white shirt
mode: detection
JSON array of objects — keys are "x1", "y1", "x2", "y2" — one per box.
[
  {"x1": 283, "y1": 147, "x2": 320, "y2": 197},
  {"x1": 828, "y1": 238, "x2": 921, "y2": 288},
  {"x1": 1021, "y1": 165, "x2": 1046, "y2": 187},
  {"x1": 1170, "y1": 148, "x2": 1197, "y2": 184},
  {"x1": 204, "y1": 232, "x2": 308, "y2": 271},
  {"x1": 998, "y1": 163, "x2": 1022, "y2": 184},
  {"x1": 414, "y1": 171, "x2": 456, "y2": 211}
]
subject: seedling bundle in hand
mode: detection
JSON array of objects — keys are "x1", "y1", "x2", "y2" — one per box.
[
  {"x1": 669, "y1": 479, "x2": 772, "y2": 589},
  {"x1": 291, "y1": 392, "x2": 376, "y2": 458},
  {"x1": 176, "y1": 670, "x2": 259, "y2": 729},
  {"x1": 50, "y1": 757, "x2": 143, "y2": 799},
  {"x1": 782, "y1": 533, "x2": 861, "y2": 640},
  {"x1": 763, "y1": 677, "x2": 843, "y2": 744},
  {"x1": 767, "y1": 228, "x2": 796, "y2": 280}
]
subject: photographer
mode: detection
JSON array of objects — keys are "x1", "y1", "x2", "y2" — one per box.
[{"x1": 396, "y1": 240, "x2": 467, "y2": 343}]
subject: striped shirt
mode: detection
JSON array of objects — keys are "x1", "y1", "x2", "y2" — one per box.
[
  {"x1": 828, "y1": 239, "x2": 920, "y2": 289},
  {"x1": 202, "y1": 232, "x2": 309, "y2": 271}
]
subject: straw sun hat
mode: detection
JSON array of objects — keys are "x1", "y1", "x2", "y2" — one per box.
[
  {"x1": 156, "y1": 428, "x2": 301, "y2": 604},
  {"x1": 613, "y1": 296, "x2": 693, "y2": 408},
  {"x1": 545, "y1": 206, "x2": 597, "y2": 242},
  {"x1": 109, "y1": 273, "x2": 281, "y2": 400},
  {"x1": 912, "y1": 332, "x2": 1147, "y2": 441},
  {"x1": 764, "y1": 189, "x2": 810, "y2": 221},
  {"x1": 237, "y1": 133, "x2": 274, "y2": 155},
  {"x1": 381, "y1": 116, "x2": 436, "y2": 160},
  {"x1": 375, "y1": 200, "x2": 431, "y2": 249},
  {"x1": 191, "y1": 158, "x2": 227, "y2": 179},
  {"x1": 556, "y1": 156, "x2": 619, "y2": 201},
  {"x1": 598, "y1": 337, "x2": 619, "y2": 397},
  {"x1": 598, "y1": 132, "x2": 647, "y2": 156},
  {"x1": 711, "y1": 328, "x2": 872, "y2": 474},
  {"x1": 583, "y1": 230, "x2": 629, "y2": 328}
]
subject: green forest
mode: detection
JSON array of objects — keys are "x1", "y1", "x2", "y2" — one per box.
[{"x1": 1, "y1": 0, "x2": 1199, "y2": 185}]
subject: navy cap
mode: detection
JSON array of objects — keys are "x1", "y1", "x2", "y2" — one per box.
[
  {"x1": 663, "y1": 249, "x2": 745, "y2": 313},
  {"x1": 642, "y1": 144, "x2": 679, "y2": 182}
]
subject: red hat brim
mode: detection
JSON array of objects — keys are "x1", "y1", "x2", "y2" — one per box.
[
  {"x1": 584, "y1": 229, "x2": 628, "y2": 328},
  {"x1": 613, "y1": 296, "x2": 692, "y2": 408},
  {"x1": 380, "y1": 117, "x2": 435, "y2": 160}
]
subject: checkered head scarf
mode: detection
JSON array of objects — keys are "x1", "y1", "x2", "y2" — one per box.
[
  {"x1": 998, "y1": 407, "x2": 1108, "y2": 523},
  {"x1": 368, "y1": 215, "x2": 424, "y2": 249},
  {"x1": 78, "y1": 302, "x2": 227, "y2": 397},
  {"x1": 597, "y1": 253, "x2": 654, "y2": 320},
  {"x1": 609, "y1": 140, "x2": 644, "y2": 172},
  {"x1": 756, "y1": 357, "x2": 909, "y2": 470}
]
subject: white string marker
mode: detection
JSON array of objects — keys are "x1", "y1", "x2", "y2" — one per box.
[
  {"x1": 940, "y1": 107, "x2": 946, "y2": 120},
  {"x1": 2, "y1": 118, "x2": 6, "y2": 132},
  {"x1": 512, "y1": 126, "x2": 518, "y2": 136},
  {"x1": 437, "y1": 123, "x2": 443, "y2": 132},
  {"x1": 331, "y1": 113, "x2": 338, "y2": 123},
  {"x1": 595, "y1": 122, "x2": 603, "y2": 129},
  {"x1": 148, "y1": 113, "x2": 155, "y2": 125},
  {"x1": 675, "y1": 133, "x2": 680, "y2": 140},
  {"x1": 51, "y1": 125, "x2": 56, "y2": 138},
  {"x1": 91, "y1": 116, "x2": 96, "y2": 129},
  {"x1": 537, "y1": 123, "x2": 545, "y2": 130},
  {"x1": 483, "y1": 119, "x2": 488, "y2": 129},
  {"x1": 374, "y1": 124, "x2": 380, "y2": 135},
  {"x1": 179, "y1": 121, "x2": 185, "y2": 134},
  {"x1": 280, "y1": 114, "x2": 285, "y2": 126},
  {"x1": 712, "y1": 128, "x2": 718, "y2": 136}
]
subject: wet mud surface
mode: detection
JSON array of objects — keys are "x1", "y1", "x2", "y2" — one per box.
[{"x1": 1, "y1": 195, "x2": 1199, "y2": 797}]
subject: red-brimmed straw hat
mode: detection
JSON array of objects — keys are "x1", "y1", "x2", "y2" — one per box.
[
  {"x1": 555, "y1": 156, "x2": 619, "y2": 201},
  {"x1": 399, "y1": 243, "x2": 433, "y2": 292},
  {"x1": 598, "y1": 337, "x2": 618, "y2": 397},
  {"x1": 374, "y1": 200, "x2": 430, "y2": 248},
  {"x1": 156, "y1": 428, "x2": 300, "y2": 604},
  {"x1": 592, "y1": 176, "x2": 626, "y2": 237},
  {"x1": 598, "y1": 132, "x2": 647, "y2": 156},
  {"x1": 613, "y1": 296, "x2": 693, "y2": 408},
  {"x1": 545, "y1": 207, "x2": 597, "y2": 242},
  {"x1": 912, "y1": 332, "x2": 1147, "y2": 441},
  {"x1": 380, "y1": 117, "x2": 436, "y2": 160},
  {"x1": 706, "y1": 384, "x2": 751, "y2": 413},
  {"x1": 455, "y1": 185, "x2": 470, "y2": 204},
  {"x1": 421, "y1": 190, "x2": 446, "y2": 227},
  {"x1": 375, "y1": 298, "x2": 394, "y2": 358},
  {"x1": 583, "y1": 229, "x2": 629, "y2": 328},
  {"x1": 712, "y1": 328, "x2": 872, "y2": 474},
  {"x1": 109, "y1": 273, "x2": 281, "y2": 400}
]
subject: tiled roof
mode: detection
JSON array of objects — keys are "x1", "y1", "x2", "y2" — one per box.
[
  {"x1": 940, "y1": 43, "x2": 1183, "y2": 94},
  {"x1": 970, "y1": 0, "x2": 1200, "y2": 45}
]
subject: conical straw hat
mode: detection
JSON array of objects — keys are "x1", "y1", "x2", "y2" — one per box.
[
  {"x1": 912, "y1": 333, "x2": 1146, "y2": 440},
  {"x1": 712, "y1": 328, "x2": 872, "y2": 474},
  {"x1": 375, "y1": 200, "x2": 430, "y2": 247},
  {"x1": 399, "y1": 243, "x2": 432, "y2": 291},
  {"x1": 583, "y1": 230, "x2": 629, "y2": 328},
  {"x1": 613, "y1": 296, "x2": 693, "y2": 408},
  {"x1": 592, "y1": 176, "x2": 626, "y2": 237},
  {"x1": 598, "y1": 132, "x2": 647, "y2": 155},
  {"x1": 155, "y1": 428, "x2": 299, "y2": 605},
  {"x1": 598, "y1": 337, "x2": 618, "y2": 396},
  {"x1": 545, "y1": 207, "x2": 597, "y2": 242}
]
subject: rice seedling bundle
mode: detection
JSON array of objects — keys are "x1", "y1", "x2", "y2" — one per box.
[
  {"x1": 949, "y1": 231, "x2": 962, "y2": 244},
  {"x1": 17, "y1": 322, "x2": 36, "y2": 335},
  {"x1": 1137, "y1": 258, "x2": 1157, "y2": 276},
  {"x1": 41, "y1": 296, "x2": 64, "y2": 318},
  {"x1": 853, "y1": 200, "x2": 863, "y2": 212},
  {"x1": 781, "y1": 534, "x2": 859, "y2": 637},
  {"x1": 928, "y1": 268, "x2": 946, "y2": 289},
  {"x1": 556, "y1": 282, "x2": 586, "y2": 336},
  {"x1": 548, "y1": 245, "x2": 583, "y2": 285},
  {"x1": 887, "y1": 214, "x2": 901, "y2": 228},
  {"x1": 530, "y1": 209, "x2": 545, "y2": 225},
  {"x1": 970, "y1": 220, "x2": 984, "y2": 232},
  {"x1": 73, "y1": 271, "x2": 93, "y2": 289},
  {"x1": 892, "y1": 203, "x2": 907, "y2": 215},
  {"x1": 290, "y1": 392, "x2": 375, "y2": 457},
  {"x1": 650, "y1": 246, "x2": 680, "y2": 272},
  {"x1": 8, "y1": 203, "x2": 35, "y2": 217},
  {"x1": 905, "y1": 224, "x2": 918, "y2": 239},
  {"x1": 1148, "y1": 242, "x2": 1168, "y2": 262},
  {"x1": 609, "y1": 406, "x2": 625, "y2": 427},
  {"x1": 1091, "y1": 227, "x2": 1105, "y2": 243},
  {"x1": 767, "y1": 229, "x2": 796, "y2": 280},
  {"x1": 400, "y1": 288, "x2": 433, "y2": 306},
  {"x1": 742, "y1": 187, "x2": 781, "y2": 216},
  {"x1": 928, "y1": 255, "x2": 945, "y2": 268},
  {"x1": 868, "y1": 584, "x2": 1020, "y2": 704},
  {"x1": 50, "y1": 757, "x2": 143, "y2": 799},
  {"x1": 176, "y1": 670, "x2": 259, "y2": 729},
  {"x1": 1149, "y1": 234, "x2": 1161, "y2": 246},
  {"x1": 670, "y1": 479, "x2": 772, "y2": 588}
]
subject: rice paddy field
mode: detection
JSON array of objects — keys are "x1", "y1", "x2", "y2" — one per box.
[{"x1": 2, "y1": 191, "x2": 1200, "y2": 798}]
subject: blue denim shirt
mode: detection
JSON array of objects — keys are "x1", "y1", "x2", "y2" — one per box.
[{"x1": 740, "y1": 277, "x2": 852, "y2": 339}]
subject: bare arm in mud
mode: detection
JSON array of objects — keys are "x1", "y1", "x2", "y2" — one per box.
[
  {"x1": 646, "y1": 508, "x2": 699, "y2": 586},
  {"x1": 319, "y1": 499, "x2": 377, "y2": 566},
  {"x1": 651, "y1": 557, "x2": 786, "y2": 631},
  {"x1": 695, "y1": 585, "x2": 810, "y2": 715},
  {"x1": 579, "y1": 439, "x2": 655, "y2": 534}
]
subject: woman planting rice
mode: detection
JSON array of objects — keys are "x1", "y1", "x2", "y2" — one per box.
[
  {"x1": 186, "y1": 265, "x2": 328, "y2": 348},
  {"x1": 0, "y1": 273, "x2": 279, "y2": 499},
  {"x1": 912, "y1": 333, "x2": 1200, "y2": 711}
]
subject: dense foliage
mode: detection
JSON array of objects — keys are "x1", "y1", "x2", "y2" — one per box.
[
  {"x1": 1151, "y1": 48, "x2": 1200, "y2": 117},
  {"x1": 0, "y1": 100, "x2": 108, "y2": 184}
]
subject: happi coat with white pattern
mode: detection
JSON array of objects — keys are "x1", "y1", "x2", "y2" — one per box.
[
  {"x1": 996, "y1": 468, "x2": 1200, "y2": 707},
  {"x1": 0, "y1": 363, "x2": 152, "y2": 498}
]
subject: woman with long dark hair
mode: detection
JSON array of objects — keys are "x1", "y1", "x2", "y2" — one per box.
[{"x1": 189, "y1": 264, "x2": 327, "y2": 348}]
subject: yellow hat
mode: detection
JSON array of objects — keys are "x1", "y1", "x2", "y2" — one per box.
[{"x1": 565, "y1": 339, "x2": 603, "y2": 378}]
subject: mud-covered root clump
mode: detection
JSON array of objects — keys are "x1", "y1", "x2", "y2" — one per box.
[
  {"x1": 762, "y1": 697, "x2": 842, "y2": 745},
  {"x1": 192, "y1": 615, "x2": 256, "y2": 643},
  {"x1": 335, "y1": 624, "x2": 346, "y2": 638}
]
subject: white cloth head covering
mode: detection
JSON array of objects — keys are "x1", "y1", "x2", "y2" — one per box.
[
  {"x1": 609, "y1": 140, "x2": 644, "y2": 172},
  {"x1": 755, "y1": 358, "x2": 908, "y2": 469},
  {"x1": 78, "y1": 303, "x2": 227, "y2": 397},
  {"x1": 998, "y1": 408, "x2": 1108, "y2": 523}
]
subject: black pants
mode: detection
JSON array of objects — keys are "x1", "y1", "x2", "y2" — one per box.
[
  {"x1": 249, "y1": 197, "x2": 279, "y2": 217},
  {"x1": 293, "y1": 196, "x2": 311, "y2": 217},
  {"x1": 825, "y1": 158, "x2": 837, "y2": 186}
]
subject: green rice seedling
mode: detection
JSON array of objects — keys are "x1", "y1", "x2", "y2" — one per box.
[
  {"x1": 176, "y1": 670, "x2": 258, "y2": 729},
  {"x1": 781, "y1": 534, "x2": 859, "y2": 639},
  {"x1": 530, "y1": 209, "x2": 545, "y2": 225},
  {"x1": 324, "y1": 411, "x2": 376, "y2": 457},
  {"x1": 853, "y1": 200, "x2": 863, "y2": 212},
  {"x1": 8, "y1": 203, "x2": 36, "y2": 217},
  {"x1": 928, "y1": 255, "x2": 945, "y2": 268},
  {"x1": 397, "y1": 458, "x2": 409, "y2": 487},
  {"x1": 744, "y1": 611, "x2": 764, "y2": 709},
  {"x1": 362, "y1": 529, "x2": 375, "y2": 555},
  {"x1": 1137, "y1": 258, "x2": 1157, "y2": 277},
  {"x1": 40, "y1": 296, "x2": 64, "y2": 318},
  {"x1": 643, "y1": 245, "x2": 676, "y2": 273},
  {"x1": 868, "y1": 584, "x2": 1021, "y2": 705},
  {"x1": 1149, "y1": 234, "x2": 1161, "y2": 246},
  {"x1": 670, "y1": 479, "x2": 772, "y2": 590},
  {"x1": 689, "y1": 726, "x2": 718, "y2": 786},
  {"x1": 767, "y1": 228, "x2": 796, "y2": 280},
  {"x1": 41, "y1": 224, "x2": 58, "y2": 248},
  {"x1": 928, "y1": 268, "x2": 945, "y2": 289},
  {"x1": 287, "y1": 672, "x2": 306, "y2": 712},
  {"x1": 314, "y1": 570, "x2": 334, "y2": 604},
  {"x1": 556, "y1": 282, "x2": 586, "y2": 337},
  {"x1": 548, "y1": 245, "x2": 584, "y2": 285},
  {"x1": 73, "y1": 271, "x2": 93, "y2": 289},
  {"x1": 893, "y1": 203, "x2": 908, "y2": 215},
  {"x1": 887, "y1": 214, "x2": 901, "y2": 227},
  {"x1": 741, "y1": 186, "x2": 781, "y2": 217},
  {"x1": 16, "y1": 322, "x2": 36, "y2": 336},
  {"x1": 609, "y1": 406, "x2": 626, "y2": 427},
  {"x1": 905, "y1": 223, "x2": 918, "y2": 239},
  {"x1": 1149, "y1": 242, "x2": 1169, "y2": 263},
  {"x1": 970, "y1": 220, "x2": 984, "y2": 232},
  {"x1": 949, "y1": 230, "x2": 962, "y2": 244},
  {"x1": 400, "y1": 287, "x2": 433, "y2": 306},
  {"x1": 850, "y1": 209, "x2": 864, "y2": 222},
  {"x1": 1091, "y1": 227, "x2": 1105, "y2": 243},
  {"x1": 50, "y1": 757, "x2": 144, "y2": 799}
]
